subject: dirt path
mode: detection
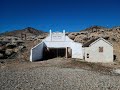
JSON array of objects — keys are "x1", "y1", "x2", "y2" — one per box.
[{"x1": 0, "y1": 58, "x2": 120, "y2": 90}]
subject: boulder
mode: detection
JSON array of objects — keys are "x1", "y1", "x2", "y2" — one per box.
[
  {"x1": 68, "y1": 34, "x2": 76, "y2": 40},
  {"x1": 18, "y1": 45, "x2": 25, "y2": 50},
  {"x1": 5, "y1": 49, "x2": 13, "y2": 55}
]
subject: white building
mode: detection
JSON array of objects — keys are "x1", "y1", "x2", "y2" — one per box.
[
  {"x1": 30, "y1": 30, "x2": 113, "y2": 63},
  {"x1": 83, "y1": 38, "x2": 113, "y2": 63},
  {"x1": 30, "y1": 30, "x2": 83, "y2": 61}
]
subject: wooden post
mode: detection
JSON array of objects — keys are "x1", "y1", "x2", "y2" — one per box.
[{"x1": 66, "y1": 47, "x2": 68, "y2": 59}]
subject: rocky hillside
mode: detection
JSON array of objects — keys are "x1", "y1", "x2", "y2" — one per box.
[
  {"x1": 68, "y1": 25, "x2": 120, "y2": 61},
  {"x1": 68, "y1": 26, "x2": 120, "y2": 43},
  {"x1": 0, "y1": 27, "x2": 48, "y2": 59},
  {"x1": 1, "y1": 27, "x2": 45, "y2": 37}
]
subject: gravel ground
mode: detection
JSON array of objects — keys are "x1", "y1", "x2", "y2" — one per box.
[{"x1": 0, "y1": 58, "x2": 120, "y2": 90}]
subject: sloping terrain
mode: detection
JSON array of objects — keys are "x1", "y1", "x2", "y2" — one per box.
[{"x1": 0, "y1": 27, "x2": 47, "y2": 59}]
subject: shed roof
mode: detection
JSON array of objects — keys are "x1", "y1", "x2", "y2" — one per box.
[
  {"x1": 83, "y1": 38, "x2": 112, "y2": 47},
  {"x1": 82, "y1": 38, "x2": 98, "y2": 47}
]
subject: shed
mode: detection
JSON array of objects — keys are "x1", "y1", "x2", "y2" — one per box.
[{"x1": 83, "y1": 38, "x2": 113, "y2": 63}]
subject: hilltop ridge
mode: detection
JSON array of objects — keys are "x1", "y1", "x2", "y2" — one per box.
[{"x1": 0, "y1": 27, "x2": 45, "y2": 37}]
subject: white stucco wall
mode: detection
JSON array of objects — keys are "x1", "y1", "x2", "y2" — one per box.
[
  {"x1": 30, "y1": 42, "x2": 45, "y2": 61},
  {"x1": 84, "y1": 39, "x2": 113, "y2": 63},
  {"x1": 43, "y1": 36, "x2": 71, "y2": 48},
  {"x1": 43, "y1": 35, "x2": 72, "y2": 42},
  {"x1": 43, "y1": 36, "x2": 83, "y2": 59},
  {"x1": 70, "y1": 42, "x2": 83, "y2": 59},
  {"x1": 30, "y1": 31, "x2": 83, "y2": 61}
]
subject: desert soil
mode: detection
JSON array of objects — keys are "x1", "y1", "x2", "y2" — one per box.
[{"x1": 0, "y1": 58, "x2": 120, "y2": 90}]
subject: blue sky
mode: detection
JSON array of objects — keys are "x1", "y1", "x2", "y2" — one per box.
[{"x1": 0, "y1": 0, "x2": 120, "y2": 32}]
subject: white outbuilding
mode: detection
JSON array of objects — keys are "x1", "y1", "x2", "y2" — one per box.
[
  {"x1": 30, "y1": 30, "x2": 83, "y2": 61},
  {"x1": 83, "y1": 38, "x2": 113, "y2": 63}
]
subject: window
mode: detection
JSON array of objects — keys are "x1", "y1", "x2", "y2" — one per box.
[
  {"x1": 99, "y1": 47, "x2": 103, "y2": 52},
  {"x1": 87, "y1": 53, "x2": 89, "y2": 58}
]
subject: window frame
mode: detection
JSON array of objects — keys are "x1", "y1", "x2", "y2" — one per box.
[{"x1": 99, "y1": 47, "x2": 103, "y2": 52}]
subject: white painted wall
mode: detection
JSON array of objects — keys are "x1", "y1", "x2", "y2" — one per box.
[
  {"x1": 43, "y1": 35, "x2": 72, "y2": 42},
  {"x1": 43, "y1": 36, "x2": 72, "y2": 48},
  {"x1": 84, "y1": 39, "x2": 113, "y2": 63},
  {"x1": 30, "y1": 42, "x2": 45, "y2": 61},
  {"x1": 30, "y1": 34, "x2": 83, "y2": 61},
  {"x1": 30, "y1": 30, "x2": 84, "y2": 61},
  {"x1": 43, "y1": 36, "x2": 83, "y2": 59},
  {"x1": 70, "y1": 42, "x2": 83, "y2": 59}
]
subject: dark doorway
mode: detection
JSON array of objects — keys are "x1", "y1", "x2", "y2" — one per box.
[{"x1": 43, "y1": 48, "x2": 66, "y2": 60}]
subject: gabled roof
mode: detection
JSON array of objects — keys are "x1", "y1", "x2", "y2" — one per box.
[
  {"x1": 83, "y1": 38, "x2": 113, "y2": 47},
  {"x1": 82, "y1": 38, "x2": 99, "y2": 47}
]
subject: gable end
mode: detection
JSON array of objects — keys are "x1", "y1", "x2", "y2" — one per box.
[{"x1": 89, "y1": 38, "x2": 113, "y2": 47}]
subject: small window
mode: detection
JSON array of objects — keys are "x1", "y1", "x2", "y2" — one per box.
[
  {"x1": 99, "y1": 47, "x2": 103, "y2": 52},
  {"x1": 87, "y1": 53, "x2": 89, "y2": 58}
]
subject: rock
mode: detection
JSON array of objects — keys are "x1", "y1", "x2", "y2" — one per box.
[
  {"x1": 0, "y1": 61, "x2": 4, "y2": 64},
  {"x1": 68, "y1": 34, "x2": 76, "y2": 40},
  {"x1": 6, "y1": 43, "x2": 16, "y2": 49},
  {"x1": 0, "y1": 53, "x2": 4, "y2": 58},
  {"x1": 5, "y1": 49, "x2": 13, "y2": 55},
  {"x1": 74, "y1": 35, "x2": 87, "y2": 43},
  {"x1": 11, "y1": 40, "x2": 17, "y2": 45},
  {"x1": 14, "y1": 48, "x2": 19, "y2": 53},
  {"x1": 113, "y1": 69, "x2": 120, "y2": 74},
  {"x1": 18, "y1": 45, "x2": 25, "y2": 50},
  {"x1": 0, "y1": 46, "x2": 5, "y2": 51}
]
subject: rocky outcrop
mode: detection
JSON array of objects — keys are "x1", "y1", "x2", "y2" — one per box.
[{"x1": 68, "y1": 26, "x2": 120, "y2": 43}]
